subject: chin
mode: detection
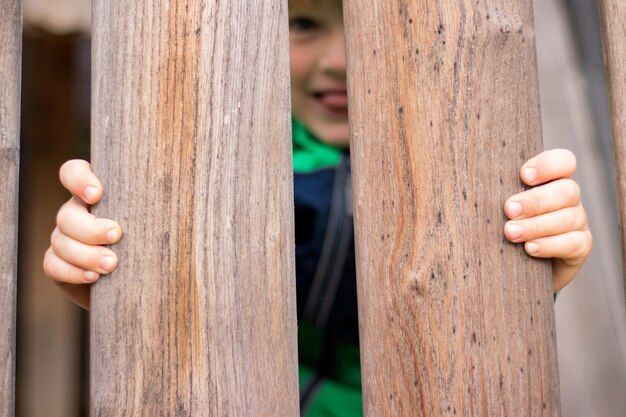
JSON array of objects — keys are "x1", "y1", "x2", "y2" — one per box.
[
  {"x1": 323, "y1": 136, "x2": 350, "y2": 149},
  {"x1": 314, "y1": 126, "x2": 351, "y2": 149}
]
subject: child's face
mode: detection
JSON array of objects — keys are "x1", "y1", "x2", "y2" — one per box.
[{"x1": 289, "y1": 0, "x2": 349, "y2": 148}]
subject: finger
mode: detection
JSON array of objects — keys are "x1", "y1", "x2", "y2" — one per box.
[
  {"x1": 522, "y1": 230, "x2": 592, "y2": 263},
  {"x1": 504, "y1": 205, "x2": 587, "y2": 243},
  {"x1": 57, "y1": 197, "x2": 123, "y2": 245},
  {"x1": 50, "y1": 228, "x2": 119, "y2": 275},
  {"x1": 520, "y1": 149, "x2": 576, "y2": 186},
  {"x1": 504, "y1": 178, "x2": 580, "y2": 220},
  {"x1": 59, "y1": 159, "x2": 103, "y2": 205},
  {"x1": 43, "y1": 246, "x2": 101, "y2": 285}
]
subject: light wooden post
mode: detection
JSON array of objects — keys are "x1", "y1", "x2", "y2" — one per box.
[
  {"x1": 343, "y1": 1, "x2": 560, "y2": 415},
  {"x1": 598, "y1": 0, "x2": 626, "y2": 306},
  {"x1": 90, "y1": 1, "x2": 299, "y2": 415},
  {"x1": 0, "y1": 1, "x2": 21, "y2": 416}
]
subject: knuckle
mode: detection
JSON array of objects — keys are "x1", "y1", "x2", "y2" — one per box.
[
  {"x1": 87, "y1": 221, "x2": 109, "y2": 245},
  {"x1": 577, "y1": 207, "x2": 588, "y2": 229},
  {"x1": 564, "y1": 209, "x2": 578, "y2": 230},
  {"x1": 60, "y1": 159, "x2": 93, "y2": 193},
  {"x1": 523, "y1": 192, "x2": 540, "y2": 216},
  {"x1": 569, "y1": 232, "x2": 583, "y2": 252},
  {"x1": 43, "y1": 249, "x2": 63, "y2": 280},
  {"x1": 56, "y1": 203, "x2": 69, "y2": 228},
  {"x1": 561, "y1": 179, "x2": 580, "y2": 202},
  {"x1": 60, "y1": 159, "x2": 84, "y2": 180},
  {"x1": 570, "y1": 231, "x2": 591, "y2": 258},
  {"x1": 529, "y1": 220, "x2": 541, "y2": 239},
  {"x1": 50, "y1": 227, "x2": 61, "y2": 246},
  {"x1": 586, "y1": 231, "x2": 593, "y2": 254},
  {"x1": 563, "y1": 149, "x2": 577, "y2": 170},
  {"x1": 552, "y1": 148, "x2": 576, "y2": 170},
  {"x1": 50, "y1": 231, "x2": 70, "y2": 254},
  {"x1": 42, "y1": 250, "x2": 54, "y2": 277},
  {"x1": 59, "y1": 160, "x2": 72, "y2": 178},
  {"x1": 580, "y1": 230, "x2": 593, "y2": 257}
]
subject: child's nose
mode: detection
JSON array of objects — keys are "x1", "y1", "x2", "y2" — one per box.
[{"x1": 320, "y1": 30, "x2": 347, "y2": 78}]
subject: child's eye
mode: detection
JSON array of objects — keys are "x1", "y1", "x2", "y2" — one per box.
[{"x1": 289, "y1": 17, "x2": 319, "y2": 33}]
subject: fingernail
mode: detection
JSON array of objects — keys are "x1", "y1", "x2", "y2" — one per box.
[
  {"x1": 506, "y1": 201, "x2": 522, "y2": 218},
  {"x1": 84, "y1": 271, "x2": 100, "y2": 282},
  {"x1": 522, "y1": 167, "x2": 537, "y2": 184},
  {"x1": 106, "y1": 227, "x2": 122, "y2": 243},
  {"x1": 506, "y1": 223, "x2": 523, "y2": 239},
  {"x1": 84, "y1": 186, "x2": 98, "y2": 202},
  {"x1": 526, "y1": 242, "x2": 539, "y2": 254},
  {"x1": 99, "y1": 255, "x2": 117, "y2": 272}
]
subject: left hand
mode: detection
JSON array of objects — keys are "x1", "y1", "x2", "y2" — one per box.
[{"x1": 503, "y1": 149, "x2": 592, "y2": 292}]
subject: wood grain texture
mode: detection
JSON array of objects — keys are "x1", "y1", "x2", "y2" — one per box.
[
  {"x1": 0, "y1": 1, "x2": 21, "y2": 416},
  {"x1": 598, "y1": 0, "x2": 626, "y2": 307},
  {"x1": 343, "y1": 1, "x2": 560, "y2": 416},
  {"x1": 90, "y1": 1, "x2": 298, "y2": 415}
]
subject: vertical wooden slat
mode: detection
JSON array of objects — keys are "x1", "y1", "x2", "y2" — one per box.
[
  {"x1": 598, "y1": 0, "x2": 626, "y2": 306},
  {"x1": 90, "y1": 1, "x2": 298, "y2": 415},
  {"x1": 0, "y1": 1, "x2": 21, "y2": 416},
  {"x1": 343, "y1": 1, "x2": 560, "y2": 416}
]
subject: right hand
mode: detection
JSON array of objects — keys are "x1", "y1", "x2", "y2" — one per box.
[{"x1": 43, "y1": 159, "x2": 123, "y2": 310}]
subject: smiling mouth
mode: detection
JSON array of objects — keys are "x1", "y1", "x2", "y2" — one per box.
[{"x1": 312, "y1": 91, "x2": 349, "y2": 111}]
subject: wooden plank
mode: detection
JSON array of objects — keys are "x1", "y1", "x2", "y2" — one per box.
[
  {"x1": 90, "y1": 1, "x2": 298, "y2": 415},
  {"x1": 598, "y1": 0, "x2": 626, "y2": 306},
  {"x1": 343, "y1": 1, "x2": 560, "y2": 415},
  {"x1": 0, "y1": 1, "x2": 21, "y2": 416}
]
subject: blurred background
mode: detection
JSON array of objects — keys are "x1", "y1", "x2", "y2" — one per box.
[{"x1": 15, "y1": 0, "x2": 626, "y2": 415}]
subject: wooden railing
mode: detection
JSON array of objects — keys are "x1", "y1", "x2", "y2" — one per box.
[{"x1": 2, "y1": 0, "x2": 624, "y2": 416}]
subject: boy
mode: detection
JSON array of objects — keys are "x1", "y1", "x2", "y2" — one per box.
[{"x1": 44, "y1": 0, "x2": 592, "y2": 415}]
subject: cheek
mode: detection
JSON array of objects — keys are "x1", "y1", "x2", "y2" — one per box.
[
  {"x1": 289, "y1": 47, "x2": 313, "y2": 89},
  {"x1": 289, "y1": 51, "x2": 312, "y2": 119}
]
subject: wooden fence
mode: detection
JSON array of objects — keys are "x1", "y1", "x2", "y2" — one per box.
[
  {"x1": 598, "y1": 0, "x2": 626, "y2": 305},
  {"x1": 2, "y1": 0, "x2": 625, "y2": 416},
  {"x1": 344, "y1": 2, "x2": 558, "y2": 415},
  {"x1": 0, "y1": 1, "x2": 22, "y2": 416}
]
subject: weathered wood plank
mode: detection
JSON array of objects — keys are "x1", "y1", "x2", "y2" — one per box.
[
  {"x1": 0, "y1": 1, "x2": 21, "y2": 416},
  {"x1": 90, "y1": 1, "x2": 298, "y2": 415},
  {"x1": 343, "y1": 1, "x2": 560, "y2": 415},
  {"x1": 598, "y1": 0, "x2": 626, "y2": 306}
]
